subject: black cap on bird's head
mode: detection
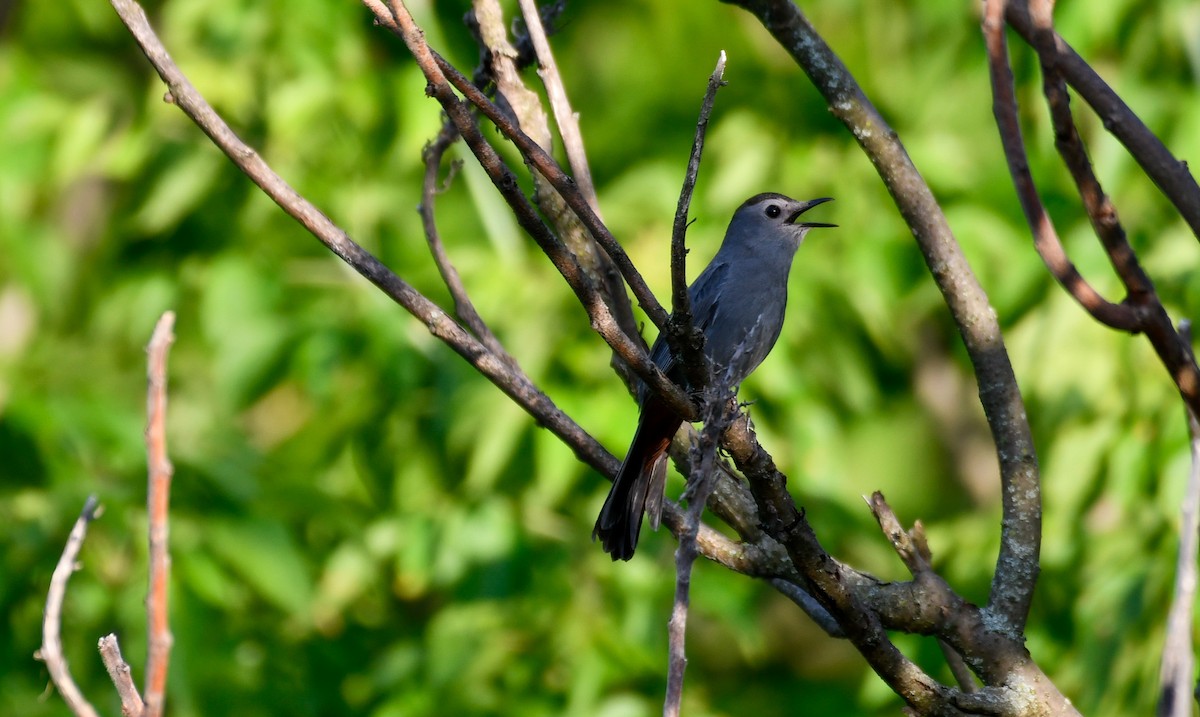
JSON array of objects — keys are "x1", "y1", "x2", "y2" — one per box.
[{"x1": 733, "y1": 193, "x2": 837, "y2": 238}]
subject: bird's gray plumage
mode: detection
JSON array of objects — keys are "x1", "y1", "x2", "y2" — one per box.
[{"x1": 594, "y1": 192, "x2": 834, "y2": 560}]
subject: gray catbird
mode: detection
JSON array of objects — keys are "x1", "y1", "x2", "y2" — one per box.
[{"x1": 593, "y1": 192, "x2": 834, "y2": 560}]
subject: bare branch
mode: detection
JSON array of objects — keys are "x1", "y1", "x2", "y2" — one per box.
[
  {"x1": 106, "y1": 0, "x2": 790, "y2": 586},
  {"x1": 367, "y1": 0, "x2": 698, "y2": 421},
  {"x1": 1026, "y1": 1, "x2": 1153, "y2": 300},
  {"x1": 981, "y1": 0, "x2": 1139, "y2": 331},
  {"x1": 662, "y1": 55, "x2": 731, "y2": 713},
  {"x1": 470, "y1": 0, "x2": 642, "y2": 365},
  {"x1": 38, "y1": 496, "x2": 102, "y2": 717},
  {"x1": 668, "y1": 51, "x2": 727, "y2": 392},
  {"x1": 143, "y1": 311, "x2": 176, "y2": 717},
  {"x1": 665, "y1": 385, "x2": 734, "y2": 716},
  {"x1": 868, "y1": 493, "x2": 978, "y2": 694},
  {"x1": 430, "y1": 31, "x2": 670, "y2": 335},
  {"x1": 1008, "y1": 0, "x2": 1200, "y2": 423},
  {"x1": 419, "y1": 124, "x2": 515, "y2": 361},
  {"x1": 1004, "y1": 2, "x2": 1200, "y2": 242},
  {"x1": 98, "y1": 634, "x2": 144, "y2": 717},
  {"x1": 723, "y1": 0, "x2": 1042, "y2": 637},
  {"x1": 1159, "y1": 323, "x2": 1200, "y2": 717},
  {"x1": 514, "y1": 0, "x2": 599, "y2": 212},
  {"x1": 104, "y1": 0, "x2": 616, "y2": 489}
]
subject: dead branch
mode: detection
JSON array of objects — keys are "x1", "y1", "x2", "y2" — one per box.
[
  {"x1": 38, "y1": 496, "x2": 102, "y2": 717},
  {"x1": 98, "y1": 634, "x2": 144, "y2": 717},
  {"x1": 722, "y1": 0, "x2": 1044, "y2": 638},
  {"x1": 142, "y1": 311, "x2": 176, "y2": 717}
]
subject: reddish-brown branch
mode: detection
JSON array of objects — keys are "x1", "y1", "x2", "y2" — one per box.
[
  {"x1": 38, "y1": 496, "x2": 102, "y2": 717},
  {"x1": 1011, "y1": 0, "x2": 1200, "y2": 422},
  {"x1": 1030, "y1": 14, "x2": 1153, "y2": 299},
  {"x1": 143, "y1": 311, "x2": 176, "y2": 717},
  {"x1": 1003, "y1": 3, "x2": 1200, "y2": 241},
  {"x1": 981, "y1": 0, "x2": 1138, "y2": 332}
]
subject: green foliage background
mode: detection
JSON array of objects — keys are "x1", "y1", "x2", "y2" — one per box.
[{"x1": 3, "y1": 0, "x2": 1199, "y2": 714}]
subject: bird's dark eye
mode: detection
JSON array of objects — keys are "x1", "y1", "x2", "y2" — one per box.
[{"x1": 765, "y1": 204, "x2": 782, "y2": 218}]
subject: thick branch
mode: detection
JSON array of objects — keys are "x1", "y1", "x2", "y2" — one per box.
[{"x1": 721, "y1": 0, "x2": 1041, "y2": 635}]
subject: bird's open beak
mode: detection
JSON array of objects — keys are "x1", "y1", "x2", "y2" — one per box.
[{"x1": 788, "y1": 197, "x2": 837, "y2": 228}]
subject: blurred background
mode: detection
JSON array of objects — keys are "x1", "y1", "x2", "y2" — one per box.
[{"x1": 3, "y1": 0, "x2": 1200, "y2": 714}]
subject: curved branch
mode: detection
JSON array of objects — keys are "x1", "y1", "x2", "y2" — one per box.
[
  {"x1": 419, "y1": 124, "x2": 516, "y2": 362},
  {"x1": 721, "y1": 0, "x2": 1041, "y2": 636},
  {"x1": 1004, "y1": 2, "x2": 1200, "y2": 242},
  {"x1": 982, "y1": 0, "x2": 1139, "y2": 331},
  {"x1": 1012, "y1": 0, "x2": 1200, "y2": 422},
  {"x1": 39, "y1": 496, "x2": 102, "y2": 717}
]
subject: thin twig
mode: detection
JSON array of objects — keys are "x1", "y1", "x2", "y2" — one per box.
[
  {"x1": 429, "y1": 40, "x2": 670, "y2": 333},
  {"x1": 767, "y1": 579, "x2": 843, "y2": 637},
  {"x1": 105, "y1": 0, "x2": 620, "y2": 486},
  {"x1": 105, "y1": 0, "x2": 787, "y2": 584},
  {"x1": 1158, "y1": 321, "x2": 1200, "y2": 717},
  {"x1": 515, "y1": 0, "x2": 599, "y2": 213},
  {"x1": 868, "y1": 493, "x2": 978, "y2": 693},
  {"x1": 419, "y1": 122, "x2": 515, "y2": 362},
  {"x1": 38, "y1": 496, "x2": 102, "y2": 717},
  {"x1": 665, "y1": 384, "x2": 733, "y2": 717},
  {"x1": 669, "y1": 51, "x2": 727, "y2": 392},
  {"x1": 143, "y1": 310, "x2": 176, "y2": 717},
  {"x1": 981, "y1": 0, "x2": 1138, "y2": 331},
  {"x1": 474, "y1": 0, "x2": 642, "y2": 357},
  {"x1": 98, "y1": 634, "x2": 145, "y2": 717},
  {"x1": 368, "y1": 0, "x2": 697, "y2": 421},
  {"x1": 470, "y1": 0, "x2": 642, "y2": 362}
]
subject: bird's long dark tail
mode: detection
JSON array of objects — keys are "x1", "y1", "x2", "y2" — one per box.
[{"x1": 593, "y1": 398, "x2": 682, "y2": 560}]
